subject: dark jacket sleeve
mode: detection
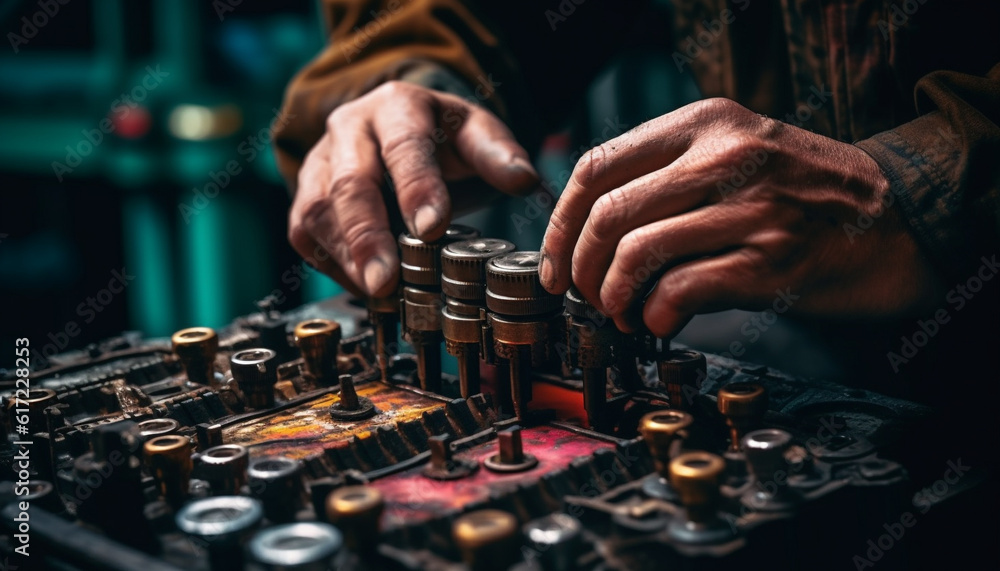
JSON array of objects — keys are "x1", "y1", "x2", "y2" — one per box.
[{"x1": 856, "y1": 63, "x2": 1000, "y2": 283}]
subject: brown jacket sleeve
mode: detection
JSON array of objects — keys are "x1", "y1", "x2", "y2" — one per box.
[
  {"x1": 271, "y1": 0, "x2": 526, "y2": 191},
  {"x1": 856, "y1": 63, "x2": 1000, "y2": 283}
]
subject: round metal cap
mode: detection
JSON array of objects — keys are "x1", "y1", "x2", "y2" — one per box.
[
  {"x1": 171, "y1": 327, "x2": 219, "y2": 356},
  {"x1": 247, "y1": 456, "x2": 302, "y2": 482},
  {"x1": 485, "y1": 251, "x2": 562, "y2": 315},
  {"x1": 137, "y1": 418, "x2": 180, "y2": 439},
  {"x1": 230, "y1": 348, "x2": 278, "y2": 388},
  {"x1": 176, "y1": 496, "x2": 263, "y2": 540},
  {"x1": 441, "y1": 238, "x2": 516, "y2": 301},
  {"x1": 453, "y1": 509, "x2": 518, "y2": 550},
  {"x1": 717, "y1": 382, "x2": 768, "y2": 420},
  {"x1": 399, "y1": 225, "x2": 481, "y2": 287},
  {"x1": 669, "y1": 452, "x2": 725, "y2": 508},
  {"x1": 249, "y1": 523, "x2": 343, "y2": 569}
]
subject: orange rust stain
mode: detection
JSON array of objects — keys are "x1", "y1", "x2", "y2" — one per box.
[{"x1": 222, "y1": 382, "x2": 445, "y2": 459}]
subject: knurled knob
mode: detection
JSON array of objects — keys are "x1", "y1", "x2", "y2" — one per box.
[
  {"x1": 441, "y1": 238, "x2": 516, "y2": 302},
  {"x1": 399, "y1": 225, "x2": 480, "y2": 287},
  {"x1": 485, "y1": 251, "x2": 562, "y2": 316},
  {"x1": 657, "y1": 349, "x2": 707, "y2": 411}
]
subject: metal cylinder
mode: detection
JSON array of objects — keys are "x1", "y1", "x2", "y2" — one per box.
[
  {"x1": 656, "y1": 349, "x2": 707, "y2": 411},
  {"x1": 171, "y1": 327, "x2": 219, "y2": 386},
  {"x1": 247, "y1": 456, "x2": 306, "y2": 523},
  {"x1": 199, "y1": 444, "x2": 249, "y2": 495},
  {"x1": 144, "y1": 434, "x2": 193, "y2": 508},
  {"x1": 717, "y1": 382, "x2": 768, "y2": 452},
  {"x1": 176, "y1": 496, "x2": 263, "y2": 571},
  {"x1": 230, "y1": 348, "x2": 279, "y2": 410},
  {"x1": 639, "y1": 410, "x2": 694, "y2": 479},
  {"x1": 452, "y1": 509, "x2": 520, "y2": 571},
  {"x1": 294, "y1": 319, "x2": 342, "y2": 383},
  {"x1": 325, "y1": 485, "x2": 384, "y2": 553},
  {"x1": 248, "y1": 522, "x2": 343, "y2": 571}
]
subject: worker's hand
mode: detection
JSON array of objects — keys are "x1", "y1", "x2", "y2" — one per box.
[
  {"x1": 289, "y1": 81, "x2": 538, "y2": 297},
  {"x1": 539, "y1": 98, "x2": 942, "y2": 337}
]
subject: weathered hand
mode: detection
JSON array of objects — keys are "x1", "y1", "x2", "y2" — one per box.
[
  {"x1": 289, "y1": 81, "x2": 538, "y2": 297},
  {"x1": 539, "y1": 98, "x2": 941, "y2": 336}
]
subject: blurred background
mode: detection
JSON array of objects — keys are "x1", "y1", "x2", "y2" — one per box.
[
  {"x1": 0, "y1": 1, "x2": 335, "y2": 359},
  {"x1": 1, "y1": 0, "x2": 849, "y2": 381}
]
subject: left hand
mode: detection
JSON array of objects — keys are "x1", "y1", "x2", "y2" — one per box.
[{"x1": 538, "y1": 98, "x2": 942, "y2": 336}]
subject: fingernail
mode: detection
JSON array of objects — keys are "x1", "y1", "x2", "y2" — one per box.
[
  {"x1": 510, "y1": 156, "x2": 538, "y2": 176},
  {"x1": 413, "y1": 205, "x2": 442, "y2": 238},
  {"x1": 538, "y1": 250, "x2": 554, "y2": 289},
  {"x1": 363, "y1": 257, "x2": 392, "y2": 296}
]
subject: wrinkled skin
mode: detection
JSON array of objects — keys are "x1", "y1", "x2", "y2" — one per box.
[
  {"x1": 288, "y1": 81, "x2": 538, "y2": 297},
  {"x1": 538, "y1": 98, "x2": 942, "y2": 336}
]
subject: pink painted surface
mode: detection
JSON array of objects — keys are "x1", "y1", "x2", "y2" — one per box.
[{"x1": 371, "y1": 424, "x2": 613, "y2": 527}]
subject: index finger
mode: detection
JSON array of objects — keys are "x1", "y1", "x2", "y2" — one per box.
[{"x1": 538, "y1": 109, "x2": 702, "y2": 295}]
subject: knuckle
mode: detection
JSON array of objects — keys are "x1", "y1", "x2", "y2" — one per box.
[
  {"x1": 329, "y1": 172, "x2": 375, "y2": 203},
  {"x1": 615, "y1": 229, "x2": 647, "y2": 269},
  {"x1": 545, "y1": 207, "x2": 571, "y2": 243},
  {"x1": 327, "y1": 104, "x2": 356, "y2": 131},
  {"x1": 587, "y1": 190, "x2": 625, "y2": 243},
  {"x1": 573, "y1": 144, "x2": 608, "y2": 188},
  {"x1": 341, "y1": 224, "x2": 382, "y2": 253},
  {"x1": 374, "y1": 80, "x2": 409, "y2": 99},
  {"x1": 381, "y1": 133, "x2": 434, "y2": 166}
]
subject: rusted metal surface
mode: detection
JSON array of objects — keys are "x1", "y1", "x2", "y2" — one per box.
[
  {"x1": 371, "y1": 424, "x2": 614, "y2": 527},
  {"x1": 222, "y1": 382, "x2": 446, "y2": 459}
]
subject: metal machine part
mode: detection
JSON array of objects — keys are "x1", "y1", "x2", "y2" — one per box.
[
  {"x1": 176, "y1": 496, "x2": 263, "y2": 571},
  {"x1": 230, "y1": 348, "x2": 279, "y2": 410},
  {"x1": 293, "y1": 318, "x2": 342, "y2": 384},
  {"x1": 0, "y1": 224, "x2": 985, "y2": 571},
  {"x1": 442, "y1": 238, "x2": 516, "y2": 399},
  {"x1": 485, "y1": 251, "x2": 562, "y2": 419},
  {"x1": 171, "y1": 327, "x2": 220, "y2": 387},
  {"x1": 563, "y1": 287, "x2": 619, "y2": 430},
  {"x1": 247, "y1": 522, "x2": 343, "y2": 570},
  {"x1": 399, "y1": 225, "x2": 480, "y2": 393}
]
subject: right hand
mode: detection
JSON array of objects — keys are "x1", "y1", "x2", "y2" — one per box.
[{"x1": 288, "y1": 80, "x2": 539, "y2": 297}]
